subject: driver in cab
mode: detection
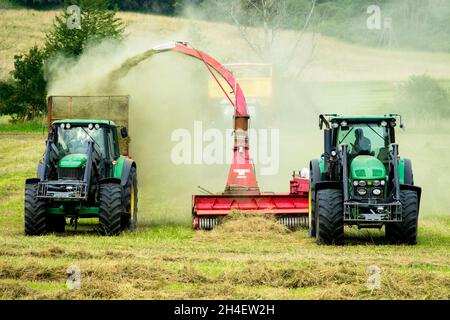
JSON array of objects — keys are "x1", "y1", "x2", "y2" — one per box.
[{"x1": 351, "y1": 128, "x2": 372, "y2": 157}]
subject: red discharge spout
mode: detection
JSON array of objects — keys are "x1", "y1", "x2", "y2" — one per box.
[{"x1": 164, "y1": 42, "x2": 260, "y2": 195}]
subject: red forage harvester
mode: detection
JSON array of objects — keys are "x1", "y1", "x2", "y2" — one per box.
[{"x1": 150, "y1": 42, "x2": 309, "y2": 230}]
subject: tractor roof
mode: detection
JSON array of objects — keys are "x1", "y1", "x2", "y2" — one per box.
[
  {"x1": 52, "y1": 119, "x2": 117, "y2": 126},
  {"x1": 329, "y1": 115, "x2": 396, "y2": 122}
]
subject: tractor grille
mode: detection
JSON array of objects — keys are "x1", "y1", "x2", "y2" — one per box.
[
  {"x1": 58, "y1": 167, "x2": 84, "y2": 180},
  {"x1": 372, "y1": 169, "x2": 383, "y2": 176},
  {"x1": 355, "y1": 169, "x2": 366, "y2": 178}
]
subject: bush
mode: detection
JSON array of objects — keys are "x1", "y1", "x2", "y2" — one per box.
[{"x1": 395, "y1": 75, "x2": 450, "y2": 118}]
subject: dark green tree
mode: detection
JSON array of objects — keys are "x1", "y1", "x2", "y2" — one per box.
[
  {"x1": 0, "y1": 46, "x2": 47, "y2": 121},
  {"x1": 45, "y1": 0, "x2": 125, "y2": 57}
]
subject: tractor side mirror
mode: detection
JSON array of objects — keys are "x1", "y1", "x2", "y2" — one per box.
[{"x1": 120, "y1": 127, "x2": 128, "y2": 138}]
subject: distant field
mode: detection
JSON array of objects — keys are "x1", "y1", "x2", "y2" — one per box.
[
  {"x1": 2, "y1": 7, "x2": 450, "y2": 81},
  {"x1": 0, "y1": 133, "x2": 449, "y2": 300}
]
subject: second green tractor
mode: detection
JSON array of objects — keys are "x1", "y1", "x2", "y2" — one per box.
[{"x1": 309, "y1": 114, "x2": 421, "y2": 245}]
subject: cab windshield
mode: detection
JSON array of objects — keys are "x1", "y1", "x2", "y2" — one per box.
[
  {"x1": 56, "y1": 126, "x2": 106, "y2": 157},
  {"x1": 338, "y1": 123, "x2": 390, "y2": 160}
]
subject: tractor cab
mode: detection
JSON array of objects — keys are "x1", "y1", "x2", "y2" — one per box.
[
  {"x1": 50, "y1": 120, "x2": 124, "y2": 181},
  {"x1": 328, "y1": 116, "x2": 398, "y2": 201}
]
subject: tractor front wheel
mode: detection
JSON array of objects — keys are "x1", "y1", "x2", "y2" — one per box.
[
  {"x1": 98, "y1": 183, "x2": 124, "y2": 236},
  {"x1": 24, "y1": 183, "x2": 48, "y2": 235},
  {"x1": 316, "y1": 189, "x2": 344, "y2": 245},
  {"x1": 385, "y1": 190, "x2": 419, "y2": 245}
]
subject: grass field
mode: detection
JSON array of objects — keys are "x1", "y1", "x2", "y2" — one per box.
[{"x1": 0, "y1": 133, "x2": 449, "y2": 300}]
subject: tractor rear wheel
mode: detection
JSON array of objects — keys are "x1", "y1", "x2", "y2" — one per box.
[
  {"x1": 385, "y1": 190, "x2": 418, "y2": 244},
  {"x1": 122, "y1": 166, "x2": 138, "y2": 231},
  {"x1": 309, "y1": 189, "x2": 317, "y2": 237},
  {"x1": 309, "y1": 160, "x2": 320, "y2": 237},
  {"x1": 24, "y1": 183, "x2": 48, "y2": 235},
  {"x1": 98, "y1": 183, "x2": 124, "y2": 236},
  {"x1": 316, "y1": 189, "x2": 344, "y2": 245}
]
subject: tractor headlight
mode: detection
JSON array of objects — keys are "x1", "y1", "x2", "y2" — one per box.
[
  {"x1": 381, "y1": 120, "x2": 387, "y2": 127},
  {"x1": 358, "y1": 180, "x2": 367, "y2": 187},
  {"x1": 66, "y1": 123, "x2": 71, "y2": 129},
  {"x1": 88, "y1": 123, "x2": 94, "y2": 130},
  {"x1": 60, "y1": 123, "x2": 65, "y2": 129},
  {"x1": 332, "y1": 122, "x2": 339, "y2": 129},
  {"x1": 357, "y1": 188, "x2": 367, "y2": 196},
  {"x1": 95, "y1": 123, "x2": 100, "y2": 130},
  {"x1": 341, "y1": 120, "x2": 348, "y2": 127},
  {"x1": 353, "y1": 180, "x2": 359, "y2": 187},
  {"x1": 373, "y1": 180, "x2": 381, "y2": 186},
  {"x1": 372, "y1": 188, "x2": 382, "y2": 196},
  {"x1": 381, "y1": 180, "x2": 385, "y2": 186},
  {"x1": 331, "y1": 150, "x2": 337, "y2": 157}
]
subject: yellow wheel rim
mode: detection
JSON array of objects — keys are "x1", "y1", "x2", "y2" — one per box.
[{"x1": 130, "y1": 183, "x2": 135, "y2": 219}]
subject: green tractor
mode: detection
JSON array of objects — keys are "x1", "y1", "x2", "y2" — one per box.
[
  {"x1": 24, "y1": 96, "x2": 137, "y2": 235},
  {"x1": 309, "y1": 114, "x2": 421, "y2": 245}
]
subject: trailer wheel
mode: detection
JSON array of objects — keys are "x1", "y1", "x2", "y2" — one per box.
[
  {"x1": 316, "y1": 189, "x2": 344, "y2": 245},
  {"x1": 24, "y1": 183, "x2": 48, "y2": 235},
  {"x1": 98, "y1": 183, "x2": 124, "y2": 236},
  {"x1": 386, "y1": 190, "x2": 418, "y2": 245},
  {"x1": 122, "y1": 166, "x2": 138, "y2": 231}
]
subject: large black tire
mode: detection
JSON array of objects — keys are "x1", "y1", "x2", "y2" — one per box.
[
  {"x1": 309, "y1": 190, "x2": 317, "y2": 237},
  {"x1": 24, "y1": 183, "x2": 48, "y2": 235},
  {"x1": 48, "y1": 216, "x2": 66, "y2": 233},
  {"x1": 385, "y1": 190, "x2": 419, "y2": 245},
  {"x1": 98, "y1": 183, "x2": 124, "y2": 236},
  {"x1": 122, "y1": 166, "x2": 138, "y2": 231},
  {"x1": 403, "y1": 159, "x2": 414, "y2": 185},
  {"x1": 309, "y1": 160, "x2": 320, "y2": 237},
  {"x1": 316, "y1": 189, "x2": 344, "y2": 245}
]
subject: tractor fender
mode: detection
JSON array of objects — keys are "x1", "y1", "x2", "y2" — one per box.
[
  {"x1": 120, "y1": 159, "x2": 136, "y2": 186},
  {"x1": 37, "y1": 162, "x2": 44, "y2": 180},
  {"x1": 25, "y1": 178, "x2": 40, "y2": 185},
  {"x1": 99, "y1": 178, "x2": 122, "y2": 185},
  {"x1": 314, "y1": 181, "x2": 342, "y2": 192},
  {"x1": 400, "y1": 184, "x2": 422, "y2": 209}
]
